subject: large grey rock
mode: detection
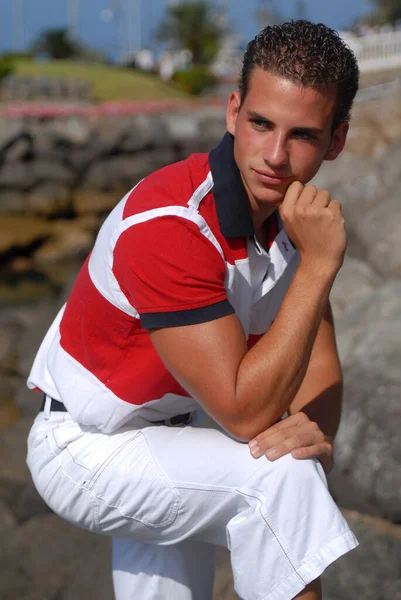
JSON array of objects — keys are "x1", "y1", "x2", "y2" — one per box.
[
  {"x1": 31, "y1": 160, "x2": 75, "y2": 186},
  {"x1": 0, "y1": 162, "x2": 35, "y2": 189},
  {"x1": 335, "y1": 281, "x2": 401, "y2": 381},
  {"x1": 328, "y1": 365, "x2": 401, "y2": 521},
  {"x1": 0, "y1": 514, "x2": 113, "y2": 600},
  {"x1": 0, "y1": 189, "x2": 26, "y2": 213},
  {"x1": 322, "y1": 512, "x2": 401, "y2": 600},
  {"x1": 330, "y1": 256, "x2": 382, "y2": 320},
  {"x1": 25, "y1": 182, "x2": 72, "y2": 217},
  {"x1": 118, "y1": 113, "x2": 171, "y2": 153},
  {"x1": 0, "y1": 119, "x2": 26, "y2": 154}
]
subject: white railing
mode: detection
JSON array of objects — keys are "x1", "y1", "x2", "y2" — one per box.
[{"x1": 342, "y1": 30, "x2": 401, "y2": 73}]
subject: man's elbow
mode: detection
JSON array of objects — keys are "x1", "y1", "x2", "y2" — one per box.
[{"x1": 217, "y1": 409, "x2": 278, "y2": 443}]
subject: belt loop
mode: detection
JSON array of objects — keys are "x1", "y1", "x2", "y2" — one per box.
[{"x1": 44, "y1": 395, "x2": 52, "y2": 419}]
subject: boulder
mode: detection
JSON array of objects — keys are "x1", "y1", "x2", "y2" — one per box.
[
  {"x1": 33, "y1": 221, "x2": 93, "y2": 267},
  {"x1": 0, "y1": 190, "x2": 26, "y2": 213},
  {"x1": 73, "y1": 190, "x2": 120, "y2": 215},
  {"x1": 0, "y1": 215, "x2": 51, "y2": 254},
  {"x1": 0, "y1": 514, "x2": 113, "y2": 600},
  {"x1": 0, "y1": 162, "x2": 35, "y2": 190},
  {"x1": 25, "y1": 182, "x2": 72, "y2": 217},
  {"x1": 330, "y1": 256, "x2": 382, "y2": 320},
  {"x1": 328, "y1": 365, "x2": 401, "y2": 522},
  {"x1": 321, "y1": 512, "x2": 401, "y2": 600},
  {"x1": 335, "y1": 281, "x2": 401, "y2": 381},
  {"x1": 31, "y1": 159, "x2": 75, "y2": 186}
]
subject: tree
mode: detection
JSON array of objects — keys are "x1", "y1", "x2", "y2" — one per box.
[
  {"x1": 362, "y1": 0, "x2": 401, "y2": 25},
  {"x1": 156, "y1": 1, "x2": 223, "y2": 66},
  {"x1": 255, "y1": 0, "x2": 282, "y2": 29},
  {"x1": 31, "y1": 28, "x2": 81, "y2": 60}
]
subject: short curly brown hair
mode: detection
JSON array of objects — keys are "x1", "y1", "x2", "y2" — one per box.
[{"x1": 239, "y1": 20, "x2": 359, "y2": 130}]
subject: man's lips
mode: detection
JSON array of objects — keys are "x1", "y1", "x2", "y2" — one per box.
[{"x1": 253, "y1": 169, "x2": 293, "y2": 185}]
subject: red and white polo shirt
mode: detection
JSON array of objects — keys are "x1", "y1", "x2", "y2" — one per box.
[{"x1": 28, "y1": 132, "x2": 299, "y2": 432}]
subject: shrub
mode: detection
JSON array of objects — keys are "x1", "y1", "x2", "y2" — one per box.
[
  {"x1": 172, "y1": 65, "x2": 217, "y2": 95},
  {"x1": 0, "y1": 57, "x2": 14, "y2": 82}
]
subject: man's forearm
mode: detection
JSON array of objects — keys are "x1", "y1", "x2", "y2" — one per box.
[
  {"x1": 287, "y1": 301, "x2": 343, "y2": 442},
  {"x1": 231, "y1": 263, "x2": 336, "y2": 439}
]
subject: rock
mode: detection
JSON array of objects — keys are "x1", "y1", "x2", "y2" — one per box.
[
  {"x1": 0, "y1": 499, "x2": 17, "y2": 535},
  {"x1": 118, "y1": 113, "x2": 171, "y2": 153},
  {"x1": 350, "y1": 186, "x2": 401, "y2": 278},
  {"x1": 1, "y1": 132, "x2": 33, "y2": 162},
  {"x1": 0, "y1": 162, "x2": 35, "y2": 189},
  {"x1": 73, "y1": 189, "x2": 121, "y2": 215},
  {"x1": 0, "y1": 319, "x2": 25, "y2": 371},
  {"x1": 0, "y1": 119, "x2": 26, "y2": 154},
  {"x1": 0, "y1": 514, "x2": 113, "y2": 600},
  {"x1": 25, "y1": 182, "x2": 72, "y2": 217},
  {"x1": 4, "y1": 299, "x2": 60, "y2": 380},
  {"x1": 0, "y1": 417, "x2": 33, "y2": 483},
  {"x1": 0, "y1": 278, "x2": 54, "y2": 306},
  {"x1": 82, "y1": 149, "x2": 178, "y2": 190},
  {"x1": 0, "y1": 189, "x2": 26, "y2": 213},
  {"x1": 0, "y1": 215, "x2": 51, "y2": 255},
  {"x1": 328, "y1": 365, "x2": 401, "y2": 521},
  {"x1": 33, "y1": 221, "x2": 93, "y2": 267},
  {"x1": 164, "y1": 112, "x2": 200, "y2": 141},
  {"x1": 335, "y1": 281, "x2": 401, "y2": 381},
  {"x1": 0, "y1": 380, "x2": 21, "y2": 427},
  {"x1": 0, "y1": 476, "x2": 51, "y2": 523},
  {"x1": 330, "y1": 256, "x2": 382, "y2": 320},
  {"x1": 31, "y1": 159, "x2": 75, "y2": 186},
  {"x1": 321, "y1": 511, "x2": 401, "y2": 600}
]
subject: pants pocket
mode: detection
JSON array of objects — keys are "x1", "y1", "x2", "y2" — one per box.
[{"x1": 89, "y1": 431, "x2": 181, "y2": 530}]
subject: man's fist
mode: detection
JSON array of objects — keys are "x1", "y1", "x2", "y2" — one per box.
[{"x1": 279, "y1": 182, "x2": 346, "y2": 277}]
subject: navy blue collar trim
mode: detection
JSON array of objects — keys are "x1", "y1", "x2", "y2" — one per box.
[{"x1": 209, "y1": 132, "x2": 255, "y2": 238}]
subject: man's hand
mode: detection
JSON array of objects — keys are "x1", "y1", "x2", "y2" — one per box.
[{"x1": 248, "y1": 412, "x2": 334, "y2": 473}]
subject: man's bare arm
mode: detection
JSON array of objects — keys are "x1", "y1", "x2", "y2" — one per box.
[
  {"x1": 289, "y1": 300, "x2": 342, "y2": 440},
  {"x1": 150, "y1": 183, "x2": 346, "y2": 442},
  {"x1": 248, "y1": 301, "x2": 342, "y2": 471}
]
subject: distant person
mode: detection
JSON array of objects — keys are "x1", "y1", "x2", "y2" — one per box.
[{"x1": 27, "y1": 20, "x2": 359, "y2": 600}]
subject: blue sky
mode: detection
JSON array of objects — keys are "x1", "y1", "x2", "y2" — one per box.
[{"x1": 0, "y1": 0, "x2": 371, "y2": 60}]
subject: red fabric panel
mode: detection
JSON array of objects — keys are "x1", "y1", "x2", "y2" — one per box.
[
  {"x1": 113, "y1": 216, "x2": 228, "y2": 315},
  {"x1": 59, "y1": 258, "x2": 189, "y2": 404}
]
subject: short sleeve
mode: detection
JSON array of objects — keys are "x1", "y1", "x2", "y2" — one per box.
[{"x1": 112, "y1": 215, "x2": 235, "y2": 329}]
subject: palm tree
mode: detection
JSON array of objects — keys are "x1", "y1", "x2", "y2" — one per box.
[
  {"x1": 31, "y1": 28, "x2": 81, "y2": 60},
  {"x1": 156, "y1": 1, "x2": 223, "y2": 65}
]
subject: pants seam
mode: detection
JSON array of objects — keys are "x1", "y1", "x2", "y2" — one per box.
[{"x1": 238, "y1": 488, "x2": 307, "y2": 587}]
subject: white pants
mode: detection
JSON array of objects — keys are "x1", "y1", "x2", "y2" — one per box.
[{"x1": 27, "y1": 409, "x2": 358, "y2": 600}]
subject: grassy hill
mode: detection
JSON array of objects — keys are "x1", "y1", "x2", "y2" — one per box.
[{"x1": 13, "y1": 59, "x2": 189, "y2": 102}]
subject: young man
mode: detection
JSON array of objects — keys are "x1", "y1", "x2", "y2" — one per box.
[{"x1": 27, "y1": 20, "x2": 359, "y2": 600}]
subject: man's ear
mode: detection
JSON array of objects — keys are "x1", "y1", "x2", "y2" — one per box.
[
  {"x1": 226, "y1": 91, "x2": 241, "y2": 135},
  {"x1": 325, "y1": 122, "x2": 349, "y2": 161}
]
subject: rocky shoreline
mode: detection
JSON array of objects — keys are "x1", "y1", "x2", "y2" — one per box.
[{"x1": 1, "y1": 92, "x2": 401, "y2": 598}]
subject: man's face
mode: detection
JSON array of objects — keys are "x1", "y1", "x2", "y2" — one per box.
[{"x1": 226, "y1": 68, "x2": 348, "y2": 212}]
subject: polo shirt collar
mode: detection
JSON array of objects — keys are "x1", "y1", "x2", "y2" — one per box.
[{"x1": 209, "y1": 132, "x2": 255, "y2": 238}]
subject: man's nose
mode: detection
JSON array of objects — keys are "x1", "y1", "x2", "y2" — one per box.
[{"x1": 263, "y1": 133, "x2": 289, "y2": 169}]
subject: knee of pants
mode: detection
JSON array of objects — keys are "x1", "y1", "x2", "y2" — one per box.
[{"x1": 241, "y1": 453, "x2": 329, "y2": 509}]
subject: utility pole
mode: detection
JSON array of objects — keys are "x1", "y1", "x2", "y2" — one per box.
[
  {"x1": 67, "y1": 0, "x2": 80, "y2": 40},
  {"x1": 12, "y1": 0, "x2": 25, "y2": 51}
]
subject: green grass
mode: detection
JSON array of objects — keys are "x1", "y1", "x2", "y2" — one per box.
[{"x1": 13, "y1": 59, "x2": 189, "y2": 102}]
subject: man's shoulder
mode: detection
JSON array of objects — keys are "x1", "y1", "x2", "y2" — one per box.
[{"x1": 122, "y1": 152, "x2": 212, "y2": 218}]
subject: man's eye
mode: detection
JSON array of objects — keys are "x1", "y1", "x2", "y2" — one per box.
[
  {"x1": 294, "y1": 131, "x2": 316, "y2": 141},
  {"x1": 252, "y1": 119, "x2": 270, "y2": 130}
]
